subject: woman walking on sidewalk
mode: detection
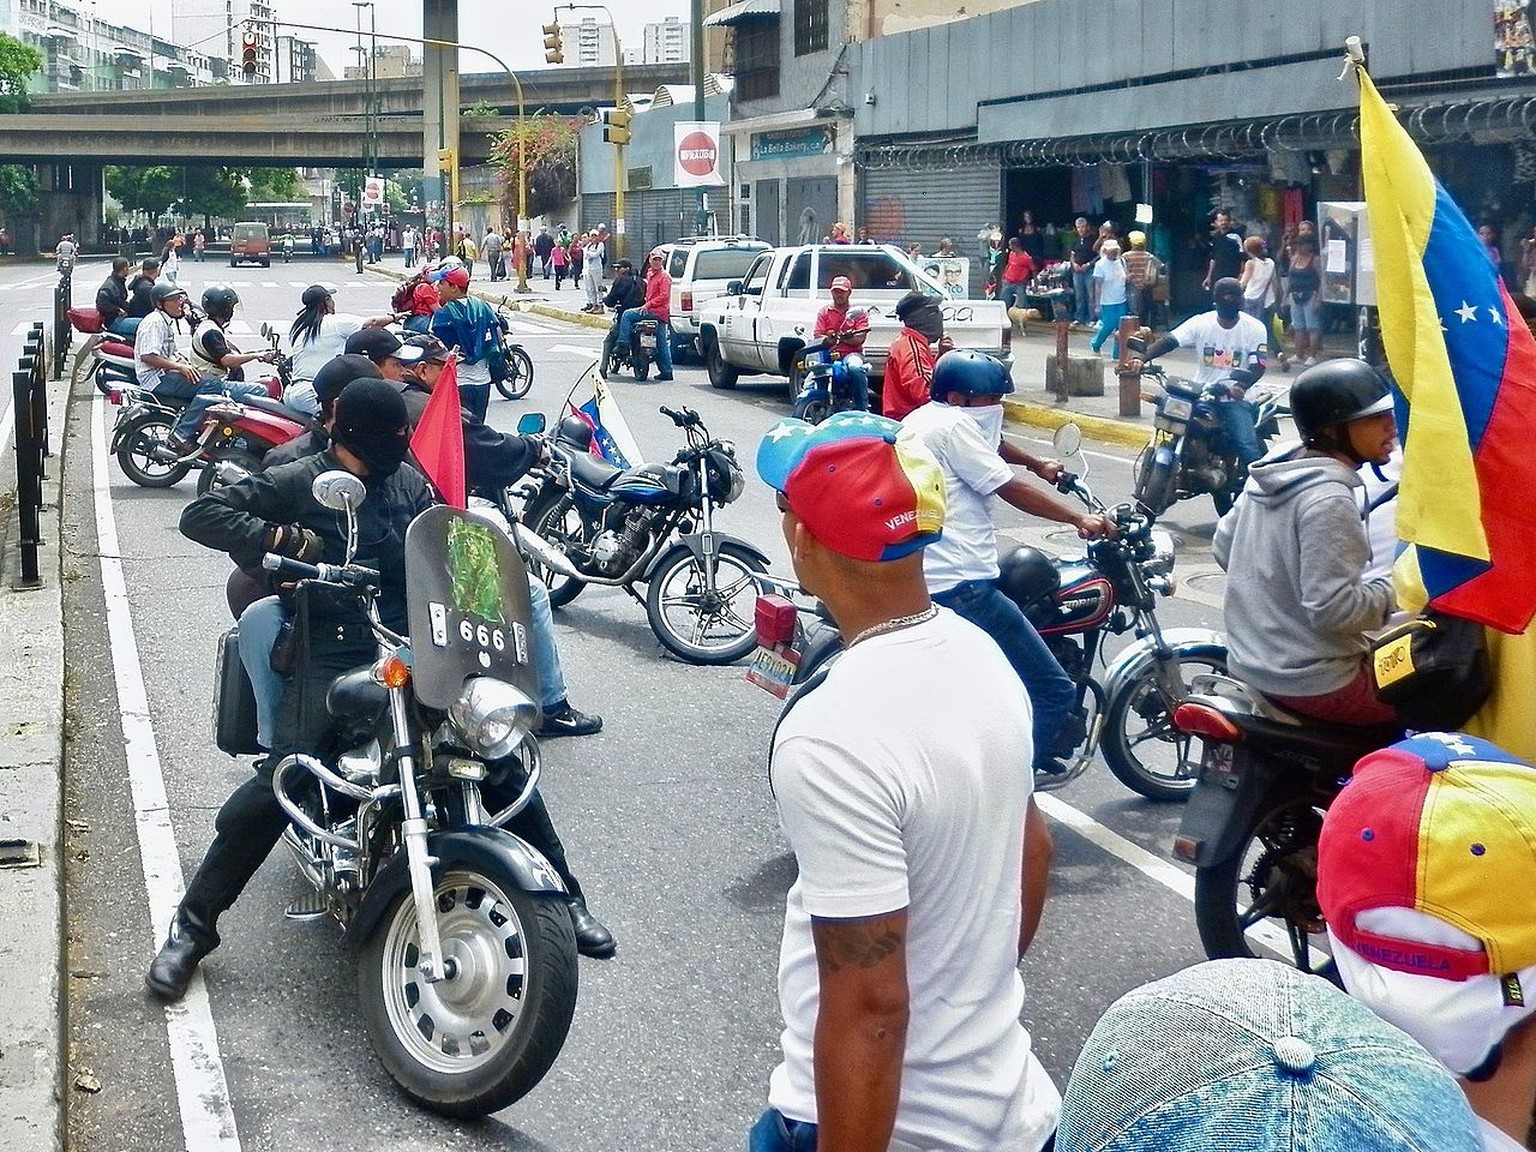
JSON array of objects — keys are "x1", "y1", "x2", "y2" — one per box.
[{"x1": 552, "y1": 237, "x2": 569, "y2": 289}]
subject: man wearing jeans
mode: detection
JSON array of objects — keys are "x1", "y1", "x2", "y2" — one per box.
[
  {"x1": 1068, "y1": 217, "x2": 1097, "y2": 327},
  {"x1": 903, "y1": 350, "x2": 1114, "y2": 777},
  {"x1": 133, "y1": 280, "x2": 268, "y2": 455},
  {"x1": 614, "y1": 250, "x2": 675, "y2": 380}
]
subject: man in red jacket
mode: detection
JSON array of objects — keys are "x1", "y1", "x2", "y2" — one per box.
[
  {"x1": 882, "y1": 292, "x2": 953, "y2": 420},
  {"x1": 615, "y1": 250, "x2": 674, "y2": 380}
]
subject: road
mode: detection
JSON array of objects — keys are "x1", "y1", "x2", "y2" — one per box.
[{"x1": 56, "y1": 255, "x2": 1238, "y2": 1151}]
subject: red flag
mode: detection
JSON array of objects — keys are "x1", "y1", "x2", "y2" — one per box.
[{"x1": 410, "y1": 354, "x2": 466, "y2": 508}]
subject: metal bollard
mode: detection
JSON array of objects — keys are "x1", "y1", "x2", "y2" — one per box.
[
  {"x1": 52, "y1": 270, "x2": 71, "y2": 379},
  {"x1": 1115, "y1": 314, "x2": 1143, "y2": 417}
]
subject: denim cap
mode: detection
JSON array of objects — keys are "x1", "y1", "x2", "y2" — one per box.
[{"x1": 1056, "y1": 959, "x2": 1481, "y2": 1152}]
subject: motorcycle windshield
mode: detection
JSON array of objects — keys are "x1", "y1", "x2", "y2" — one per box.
[{"x1": 405, "y1": 506, "x2": 539, "y2": 710}]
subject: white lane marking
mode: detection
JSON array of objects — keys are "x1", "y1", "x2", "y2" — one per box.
[
  {"x1": 90, "y1": 395, "x2": 243, "y2": 1151},
  {"x1": 508, "y1": 319, "x2": 556, "y2": 334},
  {"x1": 260, "y1": 281, "x2": 279, "y2": 288},
  {"x1": 548, "y1": 344, "x2": 601, "y2": 358},
  {"x1": 0, "y1": 392, "x2": 12, "y2": 455},
  {"x1": 10, "y1": 319, "x2": 31, "y2": 335},
  {"x1": 1035, "y1": 792, "x2": 1296, "y2": 959}
]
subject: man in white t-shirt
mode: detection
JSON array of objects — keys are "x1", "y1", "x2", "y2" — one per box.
[
  {"x1": 753, "y1": 410, "x2": 1060, "y2": 1152},
  {"x1": 903, "y1": 350, "x2": 1114, "y2": 778},
  {"x1": 1132, "y1": 277, "x2": 1270, "y2": 466}
]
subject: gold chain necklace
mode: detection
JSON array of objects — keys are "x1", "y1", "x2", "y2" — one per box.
[{"x1": 847, "y1": 604, "x2": 939, "y2": 648}]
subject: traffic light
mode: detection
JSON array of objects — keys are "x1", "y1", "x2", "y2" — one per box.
[
  {"x1": 240, "y1": 26, "x2": 259, "y2": 79},
  {"x1": 437, "y1": 147, "x2": 458, "y2": 202},
  {"x1": 542, "y1": 23, "x2": 564, "y2": 65},
  {"x1": 602, "y1": 108, "x2": 631, "y2": 146}
]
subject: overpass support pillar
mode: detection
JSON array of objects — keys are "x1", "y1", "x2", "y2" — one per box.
[
  {"x1": 36, "y1": 163, "x2": 104, "y2": 254},
  {"x1": 423, "y1": 0, "x2": 460, "y2": 258}
]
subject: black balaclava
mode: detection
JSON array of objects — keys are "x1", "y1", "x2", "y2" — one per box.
[
  {"x1": 330, "y1": 378, "x2": 411, "y2": 482},
  {"x1": 1213, "y1": 277, "x2": 1244, "y2": 324},
  {"x1": 896, "y1": 293, "x2": 945, "y2": 342}
]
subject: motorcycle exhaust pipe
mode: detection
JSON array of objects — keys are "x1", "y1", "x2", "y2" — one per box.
[{"x1": 510, "y1": 521, "x2": 654, "y2": 588}]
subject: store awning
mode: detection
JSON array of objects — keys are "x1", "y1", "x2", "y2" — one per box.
[{"x1": 704, "y1": 0, "x2": 781, "y2": 28}]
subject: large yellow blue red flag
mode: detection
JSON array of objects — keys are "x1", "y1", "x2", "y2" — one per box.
[{"x1": 1359, "y1": 65, "x2": 1536, "y2": 633}]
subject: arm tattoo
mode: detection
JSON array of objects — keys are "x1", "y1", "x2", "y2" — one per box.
[{"x1": 813, "y1": 918, "x2": 904, "y2": 974}]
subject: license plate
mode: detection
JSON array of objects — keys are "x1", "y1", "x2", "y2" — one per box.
[
  {"x1": 745, "y1": 645, "x2": 798, "y2": 699},
  {"x1": 1161, "y1": 395, "x2": 1193, "y2": 421},
  {"x1": 639, "y1": 335, "x2": 657, "y2": 349}
]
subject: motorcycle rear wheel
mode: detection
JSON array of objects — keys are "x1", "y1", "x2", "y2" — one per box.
[
  {"x1": 633, "y1": 350, "x2": 650, "y2": 382},
  {"x1": 1192, "y1": 795, "x2": 1337, "y2": 980},
  {"x1": 359, "y1": 868, "x2": 578, "y2": 1118},
  {"x1": 116, "y1": 412, "x2": 192, "y2": 488},
  {"x1": 195, "y1": 447, "x2": 262, "y2": 498},
  {"x1": 522, "y1": 490, "x2": 588, "y2": 608},
  {"x1": 493, "y1": 347, "x2": 535, "y2": 401},
  {"x1": 645, "y1": 541, "x2": 766, "y2": 665},
  {"x1": 1101, "y1": 649, "x2": 1227, "y2": 801}
]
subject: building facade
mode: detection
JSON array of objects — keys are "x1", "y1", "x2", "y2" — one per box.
[
  {"x1": 642, "y1": 17, "x2": 692, "y2": 65},
  {"x1": 557, "y1": 17, "x2": 619, "y2": 68},
  {"x1": 344, "y1": 45, "x2": 418, "y2": 81},
  {"x1": 171, "y1": 0, "x2": 276, "y2": 84},
  {"x1": 0, "y1": 0, "x2": 223, "y2": 91}
]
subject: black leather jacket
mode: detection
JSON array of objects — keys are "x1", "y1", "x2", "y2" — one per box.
[
  {"x1": 181, "y1": 450, "x2": 431, "y2": 634},
  {"x1": 400, "y1": 384, "x2": 539, "y2": 496},
  {"x1": 602, "y1": 273, "x2": 645, "y2": 314},
  {"x1": 95, "y1": 274, "x2": 129, "y2": 323}
]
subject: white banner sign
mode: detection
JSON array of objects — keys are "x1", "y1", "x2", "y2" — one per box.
[
  {"x1": 361, "y1": 175, "x2": 385, "y2": 213},
  {"x1": 673, "y1": 121, "x2": 725, "y2": 188}
]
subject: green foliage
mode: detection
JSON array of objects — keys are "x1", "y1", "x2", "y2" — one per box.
[
  {"x1": 105, "y1": 165, "x2": 180, "y2": 218},
  {"x1": 180, "y1": 168, "x2": 247, "y2": 221},
  {"x1": 0, "y1": 163, "x2": 38, "y2": 220},
  {"x1": 246, "y1": 167, "x2": 302, "y2": 202},
  {"x1": 0, "y1": 33, "x2": 42, "y2": 112},
  {"x1": 384, "y1": 179, "x2": 410, "y2": 215},
  {"x1": 105, "y1": 165, "x2": 250, "y2": 221},
  {"x1": 490, "y1": 114, "x2": 580, "y2": 222},
  {"x1": 464, "y1": 100, "x2": 500, "y2": 119}
]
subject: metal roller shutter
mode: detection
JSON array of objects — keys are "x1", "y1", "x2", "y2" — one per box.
[{"x1": 860, "y1": 163, "x2": 1001, "y2": 297}]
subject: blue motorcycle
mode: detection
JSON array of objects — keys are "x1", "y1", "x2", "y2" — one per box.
[{"x1": 791, "y1": 345, "x2": 869, "y2": 425}]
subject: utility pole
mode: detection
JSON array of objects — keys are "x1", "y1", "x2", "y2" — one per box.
[{"x1": 691, "y1": 0, "x2": 708, "y2": 236}]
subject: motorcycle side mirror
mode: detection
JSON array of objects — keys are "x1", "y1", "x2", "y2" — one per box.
[
  {"x1": 311, "y1": 469, "x2": 366, "y2": 513},
  {"x1": 516, "y1": 412, "x2": 547, "y2": 435},
  {"x1": 1052, "y1": 423, "x2": 1083, "y2": 458}
]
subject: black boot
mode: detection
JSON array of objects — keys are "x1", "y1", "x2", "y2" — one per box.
[
  {"x1": 145, "y1": 908, "x2": 220, "y2": 1001},
  {"x1": 568, "y1": 899, "x2": 616, "y2": 959}
]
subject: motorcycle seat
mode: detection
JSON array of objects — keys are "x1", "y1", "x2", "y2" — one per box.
[
  {"x1": 326, "y1": 667, "x2": 389, "y2": 727},
  {"x1": 99, "y1": 340, "x2": 136, "y2": 359},
  {"x1": 242, "y1": 395, "x2": 315, "y2": 426},
  {"x1": 1240, "y1": 700, "x2": 1401, "y2": 760},
  {"x1": 568, "y1": 449, "x2": 623, "y2": 489}
]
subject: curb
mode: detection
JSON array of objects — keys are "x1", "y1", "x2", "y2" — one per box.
[
  {"x1": 0, "y1": 347, "x2": 68, "y2": 1152},
  {"x1": 1004, "y1": 397, "x2": 1151, "y2": 450}
]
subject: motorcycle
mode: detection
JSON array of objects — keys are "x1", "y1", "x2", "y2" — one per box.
[
  {"x1": 491, "y1": 297, "x2": 535, "y2": 401},
  {"x1": 1170, "y1": 677, "x2": 1399, "y2": 975},
  {"x1": 506, "y1": 404, "x2": 768, "y2": 665},
  {"x1": 750, "y1": 425, "x2": 1229, "y2": 800},
  {"x1": 213, "y1": 470, "x2": 579, "y2": 1116},
  {"x1": 1131, "y1": 363, "x2": 1288, "y2": 518},
  {"x1": 791, "y1": 343, "x2": 869, "y2": 426},
  {"x1": 605, "y1": 308, "x2": 660, "y2": 383}
]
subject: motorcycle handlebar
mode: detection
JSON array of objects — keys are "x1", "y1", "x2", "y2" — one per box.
[
  {"x1": 261, "y1": 553, "x2": 380, "y2": 588},
  {"x1": 659, "y1": 405, "x2": 701, "y2": 428}
]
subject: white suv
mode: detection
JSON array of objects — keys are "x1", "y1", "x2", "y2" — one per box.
[{"x1": 652, "y1": 236, "x2": 771, "y2": 357}]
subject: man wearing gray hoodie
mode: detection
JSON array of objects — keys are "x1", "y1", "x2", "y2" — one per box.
[{"x1": 1213, "y1": 359, "x2": 1399, "y2": 725}]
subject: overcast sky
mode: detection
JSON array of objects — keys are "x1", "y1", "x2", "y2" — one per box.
[{"x1": 116, "y1": 0, "x2": 692, "y2": 75}]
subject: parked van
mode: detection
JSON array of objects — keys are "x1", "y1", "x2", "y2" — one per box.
[{"x1": 230, "y1": 221, "x2": 271, "y2": 268}]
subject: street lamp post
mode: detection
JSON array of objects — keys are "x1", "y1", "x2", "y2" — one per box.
[
  {"x1": 558, "y1": 4, "x2": 625, "y2": 261},
  {"x1": 253, "y1": 16, "x2": 533, "y2": 292}
]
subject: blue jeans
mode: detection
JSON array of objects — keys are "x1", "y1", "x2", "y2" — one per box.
[
  {"x1": 1000, "y1": 281, "x2": 1028, "y2": 311},
  {"x1": 106, "y1": 316, "x2": 141, "y2": 340},
  {"x1": 748, "y1": 1109, "x2": 817, "y2": 1151},
  {"x1": 934, "y1": 580, "x2": 1076, "y2": 771},
  {"x1": 1091, "y1": 300, "x2": 1129, "y2": 356},
  {"x1": 150, "y1": 373, "x2": 269, "y2": 440},
  {"x1": 617, "y1": 308, "x2": 673, "y2": 377},
  {"x1": 238, "y1": 596, "x2": 287, "y2": 749},
  {"x1": 1072, "y1": 269, "x2": 1093, "y2": 324},
  {"x1": 526, "y1": 578, "x2": 565, "y2": 709},
  {"x1": 1216, "y1": 398, "x2": 1262, "y2": 467}
]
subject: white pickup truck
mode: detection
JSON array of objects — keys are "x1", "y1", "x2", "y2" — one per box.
[{"x1": 698, "y1": 244, "x2": 1011, "y2": 401}]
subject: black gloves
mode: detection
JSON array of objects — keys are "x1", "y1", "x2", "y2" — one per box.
[{"x1": 269, "y1": 523, "x2": 323, "y2": 562}]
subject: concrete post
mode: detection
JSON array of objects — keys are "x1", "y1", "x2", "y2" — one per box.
[
  {"x1": 422, "y1": 0, "x2": 460, "y2": 258},
  {"x1": 1116, "y1": 314, "x2": 1143, "y2": 417}
]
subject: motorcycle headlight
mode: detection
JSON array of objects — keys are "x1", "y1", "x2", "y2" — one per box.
[
  {"x1": 447, "y1": 677, "x2": 539, "y2": 761},
  {"x1": 1144, "y1": 528, "x2": 1177, "y2": 577}
]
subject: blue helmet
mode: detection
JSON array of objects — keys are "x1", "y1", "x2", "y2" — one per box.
[{"x1": 930, "y1": 348, "x2": 1014, "y2": 401}]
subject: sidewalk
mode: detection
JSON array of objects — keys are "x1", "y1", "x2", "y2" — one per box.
[
  {"x1": 369, "y1": 260, "x2": 1349, "y2": 446},
  {"x1": 0, "y1": 337, "x2": 68, "y2": 1152}
]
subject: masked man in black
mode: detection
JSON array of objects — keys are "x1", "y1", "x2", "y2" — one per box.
[{"x1": 147, "y1": 379, "x2": 613, "y2": 1002}]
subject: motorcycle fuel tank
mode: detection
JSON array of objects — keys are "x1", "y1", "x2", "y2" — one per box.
[{"x1": 607, "y1": 463, "x2": 688, "y2": 505}]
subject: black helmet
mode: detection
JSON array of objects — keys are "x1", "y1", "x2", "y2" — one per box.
[
  {"x1": 200, "y1": 284, "x2": 239, "y2": 321},
  {"x1": 150, "y1": 280, "x2": 188, "y2": 306},
  {"x1": 1290, "y1": 358, "x2": 1395, "y2": 442},
  {"x1": 997, "y1": 546, "x2": 1061, "y2": 608},
  {"x1": 930, "y1": 348, "x2": 1015, "y2": 401}
]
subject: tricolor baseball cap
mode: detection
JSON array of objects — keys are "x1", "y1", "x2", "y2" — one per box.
[
  {"x1": 1318, "y1": 732, "x2": 1536, "y2": 1076},
  {"x1": 756, "y1": 411, "x2": 945, "y2": 562}
]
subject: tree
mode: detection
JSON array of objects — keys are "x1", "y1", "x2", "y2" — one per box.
[
  {"x1": 105, "y1": 165, "x2": 181, "y2": 219},
  {"x1": 0, "y1": 33, "x2": 42, "y2": 113},
  {"x1": 489, "y1": 114, "x2": 580, "y2": 223},
  {"x1": 178, "y1": 167, "x2": 247, "y2": 221},
  {"x1": 246, "y1": 166, "x2": 302, "y2": 203},
  {"x1": 0, "y1": 163, "x2": 38, "y2": 221}
]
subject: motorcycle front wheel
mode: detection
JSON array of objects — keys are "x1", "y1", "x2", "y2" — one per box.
[
  {"x1": 645, "y1": 541, "x2": 767, "y2": 665},
  {"x1": 1101, "y1": 649, "x2": 1227, "y2": 801},
  {"x1": 1132, "y1": 447, "x2": 1176, "y2": 517},
  {"x1": 493, "y1": 347, "x2": 535, "y2": 401},
  {"x1": 359, "y1": 868, "x2": 578, "y2": 1118},
  {"x1": 522, "y1": 490, "x2": 589, "y2": 607},
  {"x1": 115, "y1": 412, "x2": 192, "y2": 488},
  {"x1": 791, "y1": 394, "x2": 831, "y2": 425},
  {"x1": 1192, "y1": 794, "x2": 1337, "y2": 980}
]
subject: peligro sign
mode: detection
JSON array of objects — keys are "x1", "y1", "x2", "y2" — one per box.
[{"x1": 674, "y1": 120, "x2": 725, "y2": 188}]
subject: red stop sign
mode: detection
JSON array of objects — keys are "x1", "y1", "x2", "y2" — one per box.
[{"x1": 677, "y1": 131, "x2": 718, "y2": 178}]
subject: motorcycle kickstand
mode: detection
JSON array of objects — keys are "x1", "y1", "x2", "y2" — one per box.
[{"x1": 621, "y1": 583, "x2": 646, "y2": 606}]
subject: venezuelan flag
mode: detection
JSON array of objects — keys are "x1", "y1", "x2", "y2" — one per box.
[{"x1": 1360, "y1": 66, "x2": 1536, "y2": 634}]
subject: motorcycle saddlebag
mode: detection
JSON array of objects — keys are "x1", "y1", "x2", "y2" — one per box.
[{"x1": 214, "y1": 627, "x2": 264, "y2": 757}]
